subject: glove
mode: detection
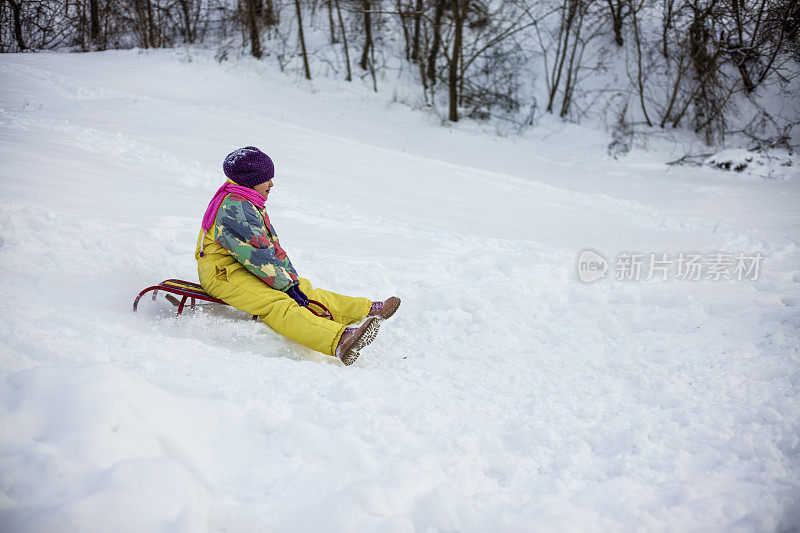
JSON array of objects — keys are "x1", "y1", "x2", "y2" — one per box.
[{"x1": 286, "y1": 285, "x2": 309, "y2": 307}]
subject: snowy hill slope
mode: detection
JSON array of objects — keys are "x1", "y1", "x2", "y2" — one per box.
[{"x1": 1, "y1": 50, "x2": 799, "y2": 532}]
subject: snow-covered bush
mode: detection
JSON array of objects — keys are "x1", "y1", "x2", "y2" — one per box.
[{"x1": 705, "y1": 148, "x2": 797, "y2": 180}]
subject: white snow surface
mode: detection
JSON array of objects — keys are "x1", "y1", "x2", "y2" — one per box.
[{"x1": 1, "y1": 50, "x2": 799, "y2": 532}]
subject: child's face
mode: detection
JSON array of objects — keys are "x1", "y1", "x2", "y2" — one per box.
[{"x1": 254, "y1": 179, "x2": 274, "y2": 198}]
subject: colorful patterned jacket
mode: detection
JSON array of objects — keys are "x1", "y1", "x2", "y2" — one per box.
[{"x1": 199, "y1": 192, "x2": 299, "y2": 291}]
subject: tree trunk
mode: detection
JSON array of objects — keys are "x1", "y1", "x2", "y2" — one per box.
[
  {"x1": 327, "y1": 0, "x2": 336, "y2": 43},
  {"x1": 396, "y1": 0, "x2": 411, "y2": 61},
  {"x1": 103, "y1": 0, "x2": 111, "y2": 46},
  {"x1": 295, "y1": 0, "x2": 311, "y2": 79},
  {"x1": 632, "y1": 4, "x2": 652, "y2": 125},
  {"x1": 5, "y1": 0, "x2": 25, "y2": 51},
  {"x1": 359, "y1": 0, "x2": 373, "y2": 70},
  {"x1": 661, "y1": 0, "x2": 673, "y2": 58},
  {"x1": 133, "y1": 0, "x2": 149, "y2": 47},
  {"x1": 178, "y1": 0, "x2": 193, "y2": 43},
  {"x1": 605, "y1": 0, "x2": 624, "y2": 46},
  {"x1": 411, "y1": 0, "x2": 422, "y2": 62},
  {"x1": 264, "y1": 0, "x2": 277, "y2": 26},
  {"x1": 728, "y1": 0, "x2": 757, "y2": 93},
  {"x1": 89, "y1": 0, "x2": 101, "y2": 46},
  {"x1": 246, "y1": 0, "x2": 262, "y2": 57},
  {"x1": 659, "y1": 53, "x2": 686, "y2": 128},
  {"x1": 146, "y1": 0, "x2": 156, "y2": 47},
  {"x1": 427, "y1": 0, "x2": 445, "y2": 84},
  {"x1": 335, "y1": 0, "x2": 352, "y2": 81},
  {"x1": 559, "y1": 4, "x2": 584, "y2": 118},
  {"x1": 547, "y1": 0, "x2": 577, "y2": 113},
  {"x1": 449, "y1": 0, "x2": 465, "y2": 122}
]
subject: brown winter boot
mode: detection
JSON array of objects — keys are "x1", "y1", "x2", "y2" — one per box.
[
  {"x1": 336, "y1": 317, "x2": 381, "y2": 366},
  {"x1": 368, "y1": 297, "x2": 401, "y2": 320}
]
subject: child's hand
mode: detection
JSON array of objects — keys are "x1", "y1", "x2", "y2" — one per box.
[{"x1": 286, "y1": 285, "x2": 309, "y2": 307}]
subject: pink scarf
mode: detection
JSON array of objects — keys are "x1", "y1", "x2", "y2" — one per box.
[{"x1": 201, "y1": 182, "x2": 266, "y2": 232}]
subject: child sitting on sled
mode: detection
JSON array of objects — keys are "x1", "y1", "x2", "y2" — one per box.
[{"x1": 195, "y1": 146, "x2": 399, "y2": 365}]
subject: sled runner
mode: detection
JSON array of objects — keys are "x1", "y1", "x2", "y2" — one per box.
[{"x1": 133, "y1": 278, "x2": 333, "y2": 319}]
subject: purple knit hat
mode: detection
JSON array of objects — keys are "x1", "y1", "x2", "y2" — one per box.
[{"x1": 223, "y1": 146, "x2": 274, "y2": 188}]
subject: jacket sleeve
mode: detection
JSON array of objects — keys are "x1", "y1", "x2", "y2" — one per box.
[
  {"x1": 213, "y1": 195, "x2": 299, "y2": 291},
  {"x1": 267, "y1": 221, "x2": 299, "y2": 277}
]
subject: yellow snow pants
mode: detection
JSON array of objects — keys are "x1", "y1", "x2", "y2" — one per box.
[{"x1": 197, "y1": 253, "x2": 371, "y2": 356}]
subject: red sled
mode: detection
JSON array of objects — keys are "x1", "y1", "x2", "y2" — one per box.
[{"x1": 133, "y1": 279, "x2": 332, "y2": 320}]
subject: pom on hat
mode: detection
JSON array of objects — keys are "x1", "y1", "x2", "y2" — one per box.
[{"x1": 223, "y1": 146, "x2": 274, "y2": 188}]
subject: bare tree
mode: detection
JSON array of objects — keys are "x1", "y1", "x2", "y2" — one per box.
[
  {"x1": 336, "y1": 0, "x2": 353, "y2": 81},
  {"x1": 395, "y1": 0, "x2": 411, "y2": 60},
  {"x1": 335, "y1": 0, "x2": 352, "y2": 80},
  {"x1": 411, "y1": 0, "x2": 423, "y2": 62},
  {"x1": 449, "y1": 0, "x2": 468, "y2": 121},
  {"x1": 88, "y1": 0, "x2": 101, "y2": 47},
  {"x1": 605, "y1": 0, "x2": 629, "y2": 46},
  {"x1": 295, "y1": 0, "x2": 311, "y2": 78},
  {"x1": 4, "y1": 0, "x2": 26, "y2": 50},
  {"x1": 427, "y1": 0, "x2": 446, "y2": 84},
  {"x1": 630, "y1": 0, "x2": 651, "y2": 125},
  {"x1": 327, "y1": 0, "x2": 336, "y2": 43},
  {"x1": 543, "y1": 0, "x2": 583, "y2": 113},
  {"x1": 359, "y1": 0, "x2": 374, "y2": 71},
  {"x1": 245, "y1": 0, "x2": 261, "y2": 57}
]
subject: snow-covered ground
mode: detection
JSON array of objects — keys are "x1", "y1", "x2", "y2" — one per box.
[{"x1": 1, "y1": 50, "x2": 799, "y2": 532}]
